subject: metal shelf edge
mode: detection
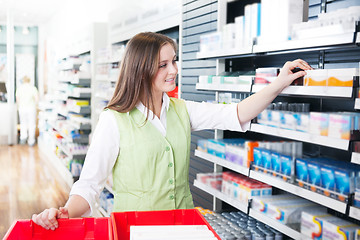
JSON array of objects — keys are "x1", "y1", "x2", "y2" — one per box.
[{"x1": 250, "y1": 124, "x2": 349, "y2": 150}]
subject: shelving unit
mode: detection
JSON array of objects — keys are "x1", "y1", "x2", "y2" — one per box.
[{"x1": 185, "y1": 0, "x2": 360, "y2": 238}]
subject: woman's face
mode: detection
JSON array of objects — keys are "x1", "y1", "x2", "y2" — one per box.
[{"x1": 152, "y1": 43, "x2": 178, "y2": 96}]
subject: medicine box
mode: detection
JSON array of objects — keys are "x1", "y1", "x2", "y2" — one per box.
[
  {"x1": 271, "y1": 152, "x2": 281, "y2": 175},
  {"x1": 280, "y1": 154, "x2": 292, "y2": 181},
  {"x1": 327, "y1": 68, "x2": 359, "y2": 87},
  {"x1": 301, "y1": 211, "x2": 338, "y2": 240},
  {"x1": 328, "y1": 112, "x2": 360, "y2": 140},
  {"x1": 296, "y1": 158, "x2": 309, "y2": 188},
  {"x1": 266, "y1": 202, "x2": 322, "y2": 224},
  {"x1": 309, "y1": 112, "x2": 329, "y2": 136},
  {"x1": 304, "y1": 69, "x2": 328, "y2": 86},
  {"x1": 255, "y1": 68, "x2": 280, "y2": 84},
  {"x1": 322, "y1": 219, "x2": 359, "y2": 240},
  {"x1": 320, "y1": 164, "x2": 336, "y2": 197},
  {"x1": 251, "y1": 194, "x2": 300, "y2": 214},
  {"x1": 307, "y1": 160, "x2": 322, "y2": 192}
]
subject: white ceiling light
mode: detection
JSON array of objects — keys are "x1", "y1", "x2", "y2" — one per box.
[{"x1": 22, "y1": 26, "x2": 29, "y2": 35}]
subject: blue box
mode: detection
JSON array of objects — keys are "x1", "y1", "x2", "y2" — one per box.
[{"x1": 296, "y1": 158, "x2": 309, "y2": 187}]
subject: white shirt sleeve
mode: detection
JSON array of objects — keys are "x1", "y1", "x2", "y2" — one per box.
[
  {"x1": 69, "y1": 110, "x2": 119, "y2": 217},
  {"x1": 185, "y1": 101, "x2": 250, "y2": 132}
]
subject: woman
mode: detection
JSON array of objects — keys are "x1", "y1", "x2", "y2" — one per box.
[{"x1": 32, "y1": 32, "x2": 312, "y2": 230}]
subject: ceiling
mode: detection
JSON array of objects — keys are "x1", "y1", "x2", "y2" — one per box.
[{"x1": 0, "y1": 0, "x2": 68, "y2": 26}]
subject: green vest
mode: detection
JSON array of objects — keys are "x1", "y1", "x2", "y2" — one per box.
[{"x1": 109, "y1": 98, "x2": 194, "y2": 212}]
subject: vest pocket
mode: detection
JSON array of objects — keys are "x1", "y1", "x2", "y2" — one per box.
[{"x1": 114, "y1": 191, "x2": 148, "y2": 211}]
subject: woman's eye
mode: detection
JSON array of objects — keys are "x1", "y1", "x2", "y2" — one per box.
[{"x1": 159, "y1": 64, "x2": 167, "y2": 68}]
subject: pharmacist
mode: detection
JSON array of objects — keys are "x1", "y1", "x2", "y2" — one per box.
[{"x1": 32, "y1": 32, "x2": 312, "y2": 230}]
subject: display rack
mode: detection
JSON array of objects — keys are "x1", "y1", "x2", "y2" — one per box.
[
  {"x1": 187, "y1": 0, "x2": 360, "y2": 237},
  {"x1": 193, "y1": 180, "x2": 248, "y2": 213}
]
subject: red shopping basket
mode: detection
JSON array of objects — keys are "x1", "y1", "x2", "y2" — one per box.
[
  {"x1": 110, "y1": 208, "x2": 220, "y2": 240},
  {"x1": 3, "y1": 217, "x2": 112, "y2": 240}
]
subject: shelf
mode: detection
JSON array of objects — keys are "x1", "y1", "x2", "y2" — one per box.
[
  {"x1": 196, "y1": 83, "x2": 252, "y2": 92},
  {"x1": 252, "y1": 85, "x2": 353, "y2": 98},
  {"x1": 253, "y1": 32, "x2": 355, "y2": 54},
  {"x1": 249, "y1": 209, "x2": 301, "y2": 239},
  {"x1": 351, "y1": 152, "x2": 360, "y2": 165},
  {"x1": 98, "y1": 206, "x2": 110, "y2": 217},
  {"x1": 193, "y1": 180, "x2": 249, "y2": 214},
  {"x1": 355, "y1": 99, "x2": 360, "y2": 110},
  {"x1": 55, "y1": 141, "x2": 86, "y2": 160},
  {"x1": 196, "y1": 47, "x2": 253, "y2": 59},
  {"x1": 71, "y1": 78, "x2": 91, "y2": 86},
  {"x1": 194, "y1": 150, "x2": 249, "y2": 176},
  {"x1": 38, "y1": 136, "x2": 74, "y2": 188},
  {"x1": 68, "y1": 105, "x2": 91, "y2": 115},
  {"x1": 250, "y1": 124, "x2": 350, "y2": 150},
  {"x1": 249, "y1": 170, "x2": 348, "y2": 213},
  {"x1": 68, "y1": 121, "x2": 91, "y2": 131},
  {"x1": 68, "y1": 92, "x2": 91, "y2": 99},
  {"x1": 349, "y1": 206, "x2": 360, "y2": 220}
]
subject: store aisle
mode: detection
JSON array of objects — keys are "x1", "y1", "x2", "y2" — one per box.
[{"x1": 0, "y1": 144, "x2": 70, "y2": 238}]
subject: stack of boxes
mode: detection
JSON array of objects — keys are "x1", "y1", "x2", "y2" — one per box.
[
  {"x1": 295, "y1": 157, "x2": 360, "y2": 202},
  {"x1": 251, "y1": 194, "x2": 324, "y2": 226},
  {"x1": 301, "y1": 210, "x2": 360, "y2": 240},
  {"x1": 197, "y1": 138, "x2": 259, "y2": 168},
  {"x1": 252, "y1": 141, "x2": 302, "y2": 182}
]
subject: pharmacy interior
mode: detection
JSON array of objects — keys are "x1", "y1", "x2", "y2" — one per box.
[{"x1": 3, "y1": 0, "x2": 360, "y2": 239}]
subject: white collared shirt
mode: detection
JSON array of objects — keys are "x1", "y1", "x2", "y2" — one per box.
[{"x1": 70, "y1": 94, "x2": 250, "y2": 216}]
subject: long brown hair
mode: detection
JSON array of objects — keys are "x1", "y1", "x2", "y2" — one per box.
[{"x1": 106, "y1": 32, "x2": 176, "y2": 117}]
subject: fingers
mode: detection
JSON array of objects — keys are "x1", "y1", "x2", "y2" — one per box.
[
  {"x1": 58, "y1": 207, "x2": 69, "y2": 219},
  {"x1": 286, "y1": 59, "x2": 313, "y2": 71},
  {"x1": 290, "y1": 70, "x2": 306, "y2": 82},
  {"x1": 32, "y1": 208, "x2": 59, "y2": 230}
]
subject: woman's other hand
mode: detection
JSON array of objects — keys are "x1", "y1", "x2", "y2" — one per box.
[
  {"x1": 273, "y1": 59, "x2": 313, "y2": 91},
  {"x1": 32, "y1": 207, "x2": 69, "y2": 230}
]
